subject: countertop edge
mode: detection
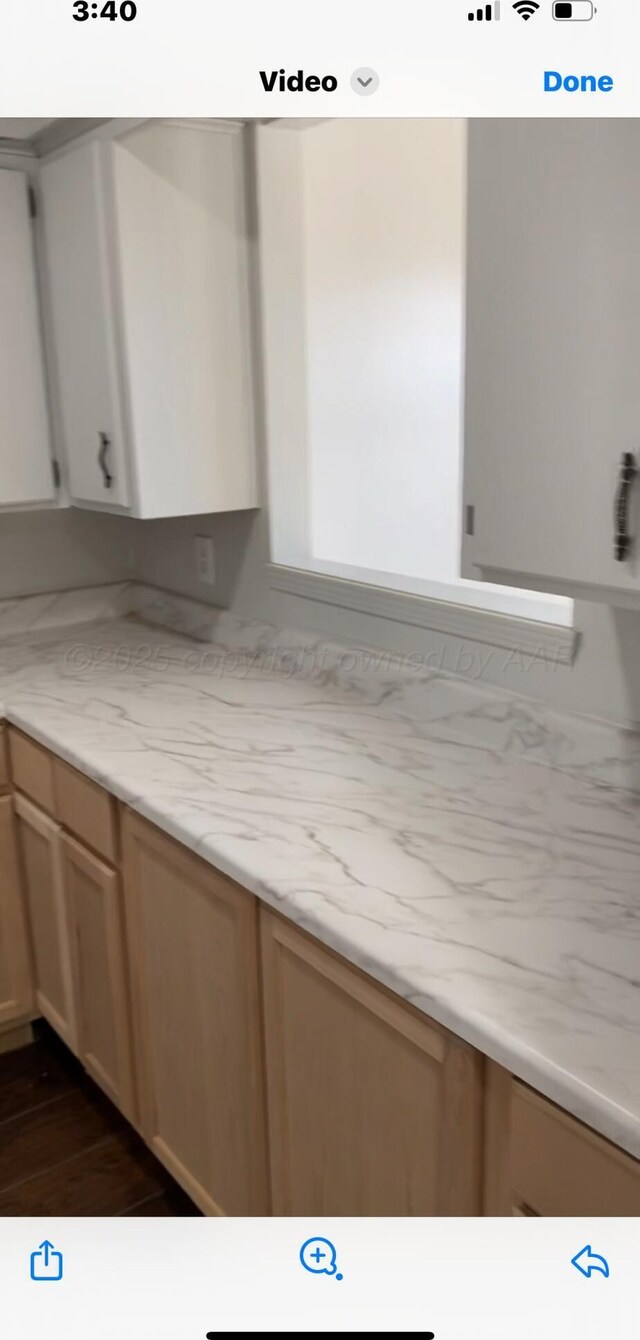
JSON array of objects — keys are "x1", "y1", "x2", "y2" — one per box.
[{"x1": 4, "y1": 703, "x2": 639, "y2": 1165}]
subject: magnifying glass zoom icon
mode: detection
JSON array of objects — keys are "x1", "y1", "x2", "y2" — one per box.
[{"x1": 299, "y1": 1237, "x2": 344, "y2": 1281}]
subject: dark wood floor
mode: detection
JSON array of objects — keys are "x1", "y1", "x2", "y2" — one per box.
[{"x1": 0, "y1": 1024, "x2": 200, "y2": 1216}]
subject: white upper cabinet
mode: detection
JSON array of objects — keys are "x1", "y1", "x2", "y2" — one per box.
[
  {"x1": 41, "y1": 121, "x2": 257, "y2": 519},
  {"x1": 40, "y1": 142, "x2": 130, "y2": 509},
  {"x1": 112, "y1": 122, "x2": 256, "y2": 518},
  {"x1": 462, "y1": 120, "x2": 640, "y2": 605},
  {"x1": 0, "y1": 169, "x2": 55, "y2": 509}
]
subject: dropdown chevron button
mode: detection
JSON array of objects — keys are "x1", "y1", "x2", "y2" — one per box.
[{"x1": 351, "y1": 67, "x2": 380, "y2": 95}]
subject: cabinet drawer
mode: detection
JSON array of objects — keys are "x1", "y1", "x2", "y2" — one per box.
[
  {"x1": 0, "y1": 727, "x2": 9, "y2": 794},
  {"x1": 485, "y1": 1064, "x2": 640, "y2": 1216},
  {"x1": 9, "y1": 728, "x2": 56, "y2": 815},
  {"x1": 54, "y1": 757, "x2": 118, "y2": 864},
  {"x1": 511, "y1": 1083, "x2": 640, "y2": 1216}
]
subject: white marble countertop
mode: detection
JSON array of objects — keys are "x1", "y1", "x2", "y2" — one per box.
[{"x1": 0, "y1": 609, "x2": 638, "y2": 1159}]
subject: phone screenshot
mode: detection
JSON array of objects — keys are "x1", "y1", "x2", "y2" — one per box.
[{"x1": 0, "y1": 1, "x2": 637, "y2": 1335}]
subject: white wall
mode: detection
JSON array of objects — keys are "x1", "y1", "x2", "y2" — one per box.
[
  {"x1": 4, "y1": 120, "x2": 640, "y2": 731},
  {"x1": 132, "y1": 119, "x2": 640, "y2": 730},
  {"x1": 302, "y1": 120, "x2": 464, "y2": 583},
  {"x1": 0, "y1": 509, "x2": 134, "y2": 599},
  {"x1": 259, "y1": 119, "x2": 467, "y2": 580},
  {"x1": 130, "y1": 503, "x2": 640, "y2": 729},
  {"x1": 258, "y1": 119, "x2": 569, "y2": 627}
]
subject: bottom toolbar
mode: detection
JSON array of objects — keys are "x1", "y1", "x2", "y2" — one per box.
[{"x1": 3, "y1": 1217, "x2": 636, "y2": 1336}]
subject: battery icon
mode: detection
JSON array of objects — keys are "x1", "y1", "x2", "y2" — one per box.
[{"x1": 553, "y1": 1, "x2": 596, "y2": 18}]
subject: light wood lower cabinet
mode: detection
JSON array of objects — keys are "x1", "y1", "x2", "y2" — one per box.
[
  {"x1": 122, "y1": 811, "x2": 270, "y2": 1216},
  {"x1": 0, "y1": 726, "x2": 9, "y2": 793},
  {"x1": 6, "y1": 728, "x2": 639, "y2": 1219},
  {"x1": 484, "y1": 1062, "x2": 640, "y2": 1216},
  {"x1": 9, "y1": 728, "x2": 56, "y2": 816},
  {"x1": 260, "y1": 910, "x2": 483, "y2": 1215},
  {"x1": 0, "y1": 796, "x2": 33, "y2": 1028},
  {"x1": 14, "y1": 793, "x2": 78, "y2": 1053},
  {"x1": 54, "y1": 757, "x2": 119, "y2": 865},
  {"x1": 61, "y1": 833, "x2": 135, "y2": 1120}
]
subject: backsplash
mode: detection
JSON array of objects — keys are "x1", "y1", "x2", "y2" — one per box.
[
  {"x1": 0, "y1": 582, "x2": 133, "y2": 637},
  {"x1": 0, "y1": 508, "x2": 135, "y2": 600},
  {"x1": 121, "y1": 582, "x2": 640, "y2": 798},
  {"x1": 2, "y1": 578, "x2": 640, "y2": 798},
  {"x1": 115, "y1": 585, "x2": 640, "y2": 799}
]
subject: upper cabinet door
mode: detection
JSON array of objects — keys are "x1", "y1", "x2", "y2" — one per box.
[
  {"x1": 463, "y1": 121, "x2": 640, "y2": 603},
  {"x1": 41, "y1": 141, "x2": 130, "y2": 509},
  {"x1": 0, "y1": 170, "x2": 54, "y2": 508},
  {"x1": 40, "y1": 122, "x2": 257, "y2": 519},
  {"x1": 111, "y1": 121, "x2": 257, "y2": 518}
]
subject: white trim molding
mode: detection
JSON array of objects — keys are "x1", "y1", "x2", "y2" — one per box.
[
  {"x1": 32, "y1": 120, "x2": 110, "y2": 158},
  {"x1": 480, "y1": 565, "x2": 640, "y2": 613},
  {"x1": 269, "y1": 565, "x2": 579, "y2": 665},
  {"x1": 0, "y1": 140, "x2": 37, "y2": 161}
]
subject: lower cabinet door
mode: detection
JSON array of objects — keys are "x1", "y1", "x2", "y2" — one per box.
[
  {"x1": 61, "y1": 833, "x2": 135, "y2": 1121},
  {"x1": 484, "y1": 1063, "x2": 640, "y2": 1216},
  {"x1": 122, "y1": 811, "x2": 270, "y2": 1216},
  {"x1": 260, "y1": 910, "x2": 483, "y2": 1215},
  {"x1": 14, "y1": 793, "x2": 78, "y2": 1053},
  {"x1": 0, "y1": 796, "x2": 33, "y2": 1028}
]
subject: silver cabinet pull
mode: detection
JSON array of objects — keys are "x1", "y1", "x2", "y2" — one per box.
[
  {"x1": 614, "y1": 451, "x2": 637, "y2": 561},
  {"x1": 98, "y1": 432, "x2": 113, "y2": 489}
]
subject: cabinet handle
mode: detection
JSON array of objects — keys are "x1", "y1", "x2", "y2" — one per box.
[
  {"x1": 614, "y1": 452, "x2": 637, "y2": 561},
  {"x1": 98, "y1": 433, "x2": 113, "y2": 490}
]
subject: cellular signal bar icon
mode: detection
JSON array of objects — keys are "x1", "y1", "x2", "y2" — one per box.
[{"x1": 468, "y1": 2, "x2": 501, "y2": 17}]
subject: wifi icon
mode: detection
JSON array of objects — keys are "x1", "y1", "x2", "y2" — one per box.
[{"x1": 513, "y1": 0, "x2": 539, "y2": 16}]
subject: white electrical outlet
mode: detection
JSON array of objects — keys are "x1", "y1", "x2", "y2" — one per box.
[{"x1": 194, "y1": 535, "x2": 216, "y2": 586}]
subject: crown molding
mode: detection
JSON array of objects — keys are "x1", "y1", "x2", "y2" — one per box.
[
  {"x1": 31, "y1": 119, "x2": 110, "y2": 158},
  {"x1": 0, "y1": 138, "x2": 37, "y2": 160}
]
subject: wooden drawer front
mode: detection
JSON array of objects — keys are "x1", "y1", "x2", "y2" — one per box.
[
  {"x1": 8, "y1": 728, "x2": 56, "y2": 815},
  {"x1": 54, "y1": 757, "x2": 118, "y2": 864},
  {"x1": 509, "y1": 1079, "x2": 640, "y2": 1216},
  {"x1": 0, "y1": 727, "x2": 9, "y2": 794}
]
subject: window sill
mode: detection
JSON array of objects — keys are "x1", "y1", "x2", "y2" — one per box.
[{"x1": 268, "y1": 564, "x2": 579, "y2": 666}]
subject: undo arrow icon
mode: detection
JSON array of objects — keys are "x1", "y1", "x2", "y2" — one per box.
[{"x1": 571, "y1": 1245, "x2": 610, "y2": 1279}]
